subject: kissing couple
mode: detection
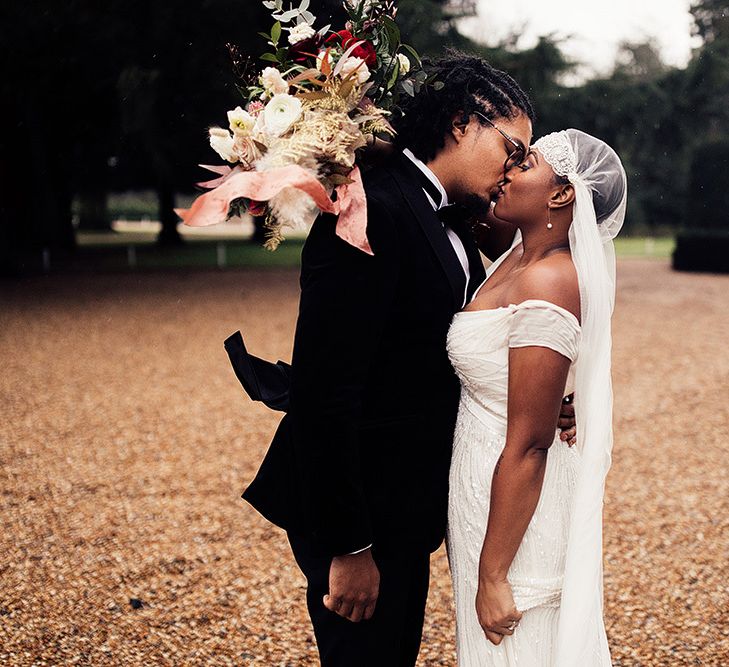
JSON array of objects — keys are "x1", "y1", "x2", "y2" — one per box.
[{"x1": 240, "y1": 51, "x2": 626, "y2": 666}]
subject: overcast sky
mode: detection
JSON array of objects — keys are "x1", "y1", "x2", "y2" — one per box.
[{"x1": 458, "y1": 0, "x2": 701, "y2": 82}]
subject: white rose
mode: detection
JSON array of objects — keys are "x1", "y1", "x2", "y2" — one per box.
[
  {"x1": 339, "y1": 56, "x2": 370, "y2": 84},
  {"x1": 396, "y1": 53, "x2": 411, "y2": 75},
  {"x1": 208, "y1": 127, "x2": 237, "y2": 163},
  {"x1": 227, "y1": 106, "x2": 255, "y2": 134},
  {"x1": 263, "y1": 94, "x2": 303, "y2": 137},
  {"x1": 288, "y1": 23, "x2": 315, "y2": 45},
  {"x1": 260, "y1": 67, "x2": 289, "y2": 97}
]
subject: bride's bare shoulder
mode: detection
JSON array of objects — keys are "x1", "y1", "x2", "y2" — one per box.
[{"x1": 511, "y1": 253, "x2": 580, "y2": 323}]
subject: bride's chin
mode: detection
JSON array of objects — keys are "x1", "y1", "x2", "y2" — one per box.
[{"x1": 491, "y1": 201, "x2": 510, "y2": 223}]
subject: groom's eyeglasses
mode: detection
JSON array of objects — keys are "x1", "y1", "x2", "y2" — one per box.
[{"x1": 472, "y1": 111, "x2": 527, "y2": 172}]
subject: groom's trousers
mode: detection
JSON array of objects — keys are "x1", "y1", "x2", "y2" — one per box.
[{"x1": 288, "y1": 533, "x2": 431, "y2": 667}]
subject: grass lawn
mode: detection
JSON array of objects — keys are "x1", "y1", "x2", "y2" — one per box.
[
  {"x1": 24, "y1": 230, "x2": 675, "y2": 273},
  {"x1": 613, "y1": 236, "x2": 675, "y2": 259}
]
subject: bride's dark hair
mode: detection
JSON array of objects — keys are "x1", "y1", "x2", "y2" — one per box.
[{"x1": 392, "y1": 50, "x2": 535, "y2": 162}]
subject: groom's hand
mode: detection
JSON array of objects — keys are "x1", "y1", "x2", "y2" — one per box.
[
  {"x1": 323, "y1": 549, "x2": 380, "y2": 623},
  {"x1": 558, "y1": 394, "x2": 577, "y2": 447}
]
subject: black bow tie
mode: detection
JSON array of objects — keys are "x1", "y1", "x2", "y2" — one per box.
[{"x1": 437, "y1": 204, "x2": 470, "y2": 231}]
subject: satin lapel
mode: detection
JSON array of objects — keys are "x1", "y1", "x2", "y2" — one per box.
[
  {"x1": 389, "y1": 155, "x2": 466, "y2": 309},
  {"x1": 457, "y1": 224, "x2": 487, "y2": 302}
]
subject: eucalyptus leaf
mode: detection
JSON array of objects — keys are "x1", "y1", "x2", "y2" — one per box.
[
  {"x1": 301, "y1": 10, "x2": 315, "y2": 24},
  {"x1": 274, "y1": 8, "x2": 300, "y2": 22},
  {"x1": 401, "y1": 44, "x2": 421, "y2": 67},
  {"x1": 402, "y1": 79, "x2": 415, "y2": 96},
  {"x1": 432, "y1": 81, "x2": 445, "y2": 91},
  {"x1": 387, "y1": 58, "x2": 400, "y2": 90},
  {"x1": 383, "y1": 16, "x2": 400, "y2": 45},
  {"x1": 299, "y1": 0, "x2": 309, "y2": 11},
  {"x1": 271, "y1": 21, "x2": 281, "y2": 44}
]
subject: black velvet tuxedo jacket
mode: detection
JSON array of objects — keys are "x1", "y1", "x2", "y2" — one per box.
[{"x1": 243, "y1": 153, "x2": 487, "y2": 557}]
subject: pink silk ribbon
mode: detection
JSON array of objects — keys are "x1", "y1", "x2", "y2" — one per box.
[{"x1": 173, "y1": 164, "x2": 372, "y2": 255}]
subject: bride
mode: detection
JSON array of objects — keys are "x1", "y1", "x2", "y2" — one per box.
[{"x1": 447, "y1": 129, "x2": 627, "y2": 666}]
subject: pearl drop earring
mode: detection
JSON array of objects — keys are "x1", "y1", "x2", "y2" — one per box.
[{"x1": 547, "y1": 207, "x2": 553, "y2": 230}]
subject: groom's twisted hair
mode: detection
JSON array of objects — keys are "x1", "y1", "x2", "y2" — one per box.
[{"x1": 392, "y1": 51, "x2": 535, "y2": 162}]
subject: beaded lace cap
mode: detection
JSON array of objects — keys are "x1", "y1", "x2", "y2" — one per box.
[{"x1": 533, "y1": 131, "x2": 578, "y2": 178}]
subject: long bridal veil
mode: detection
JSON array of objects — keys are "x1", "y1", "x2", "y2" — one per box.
[{"x1": 533, "y1": 129, "x2": 627, "y2": 666}]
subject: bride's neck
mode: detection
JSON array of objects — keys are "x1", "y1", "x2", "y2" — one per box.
[{"x1": 518, "y1": 226, "x2": 570, "y2": 263}]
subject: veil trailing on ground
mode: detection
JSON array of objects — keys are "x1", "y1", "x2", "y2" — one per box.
[{"x1": 532, "y1": 129, "x2": 627, "y2": 666}]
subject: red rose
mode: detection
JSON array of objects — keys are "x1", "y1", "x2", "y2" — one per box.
[
  {"x1": 288, "y1": 33, "x2": 323, "y2": 64},
  {"x1": 351, "y1": 40, "x2": 377, "y2": 67},
  {"x1": 326, "y1": 30, "x2": 377, "y2": 67},
  {"x1": 326, "y1": 29, "x2": 354, "y2": 47}
]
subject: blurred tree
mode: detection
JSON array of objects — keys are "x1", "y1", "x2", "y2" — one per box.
[
  {"x1": 673, "y1": 1, "x2": 729, "y2": 271},
  {"x1": 475, "y1": 34, "x2": 575, "y2": 129},
  {"x1": 3, "y1": 0, "x2": 728, "y2": 274},
  {"x1": 545, "y1": 40, "x2": 691, "y2": 233},
  {"x1": 113, "y1": 0, "x2": 272, "y2": 246},
  {"x1": 690, "y1": 0, "x2": 729, "y2": 43},
  {"x1": 0, "y1": 0, "x2": 115, "y2": 270},
  {"x1": 613, "y1": 40, "x2": 669, "y2": 82}
]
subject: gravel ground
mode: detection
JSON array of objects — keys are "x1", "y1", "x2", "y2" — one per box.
[{"x1": 1, "y1": 259, "x2": 727, "y2": 666}]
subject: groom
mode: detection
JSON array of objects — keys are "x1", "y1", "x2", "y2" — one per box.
[{"x1": 243, "y1": 53, "x2": 551, "y2": 665}]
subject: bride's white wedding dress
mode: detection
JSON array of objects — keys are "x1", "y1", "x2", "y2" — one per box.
[{"x1": 446, "y1": 244, "x2": 582, "y2": 666}]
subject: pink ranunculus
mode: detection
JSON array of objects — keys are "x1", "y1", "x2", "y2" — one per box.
[{"x1": 247, "y1": 101, "x2": 265, "y2": 117}]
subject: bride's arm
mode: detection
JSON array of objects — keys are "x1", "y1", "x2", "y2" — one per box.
[
  {"x1": 476, "y1": 264, "x2": 579, "y2": 645},
  {"x1": 476, "y1": 343, "x2": 572, "y2": 644}
]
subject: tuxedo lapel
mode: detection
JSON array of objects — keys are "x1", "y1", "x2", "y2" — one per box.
[
  {"x1": 448, "y1": 217, "x2": 487, "y2": 303},
  {"x1": 389, "y1": 155, "x2": 467, "y2": 309}
]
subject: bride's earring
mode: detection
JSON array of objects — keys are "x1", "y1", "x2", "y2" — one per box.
[{"x1": 547, "y1": 206, "x2": 553, "y2": 230}]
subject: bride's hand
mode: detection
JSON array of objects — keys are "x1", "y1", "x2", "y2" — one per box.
[{"x1": 476, "y1": 577, "x2": 522, "y2": 645}]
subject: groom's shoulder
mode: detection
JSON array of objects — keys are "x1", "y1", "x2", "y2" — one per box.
[{"x1": 361, "y1": 154, "x2": 410, "y2": 205}]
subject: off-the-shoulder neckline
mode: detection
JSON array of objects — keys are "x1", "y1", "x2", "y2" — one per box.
[{"x1": 455, "y1": 298, "x2": 581, "y2": 328}]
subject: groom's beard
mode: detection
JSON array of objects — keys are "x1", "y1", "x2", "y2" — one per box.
[{"x1": 460, "y1": 193, "x2": 492, "y2": 218}]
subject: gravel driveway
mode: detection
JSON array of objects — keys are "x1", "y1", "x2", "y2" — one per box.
[{"x1": 2, "y1": 259, "x2": 727, "y2": 665}]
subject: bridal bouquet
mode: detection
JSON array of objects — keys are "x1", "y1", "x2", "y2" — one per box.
[{"x1": 175, "y1": 0, "x2": 428, "y2": 252}]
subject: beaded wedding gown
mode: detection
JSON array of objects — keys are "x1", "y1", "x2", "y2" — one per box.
[{"x1": 446, "y1": 243, "x2": 582, "y2": 666}]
